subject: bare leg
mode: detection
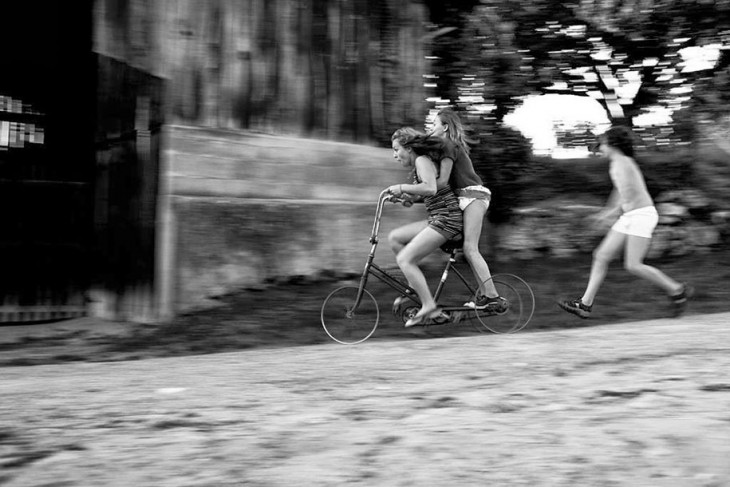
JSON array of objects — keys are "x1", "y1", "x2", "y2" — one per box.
[
  {"x1": 624, "y1": 235, "x2": 683, "y2": 294},
  {"x1": 462, "y1": 201, "x2": 498, "y2": 297},
  {"x1": 581, "y1": 230, "x2": 625, "y2": 306},
  {"x1": 396, "y1": 227, "x2": 447, "y2": 318},
  {"x1": 388, "y1": 220, "x2": 428, "y2": 255}
]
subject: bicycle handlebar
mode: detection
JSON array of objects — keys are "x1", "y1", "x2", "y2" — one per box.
[
  {"x1": 381, "y1": 190, "x2": 413, "y2": 207},
  {"x1": 369, "y1": 190, "x2": 414, "y2": 243}
]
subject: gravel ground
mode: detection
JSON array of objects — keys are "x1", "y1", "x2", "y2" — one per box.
[{"x1": 2, "y1": 312, "x2": 729, "y2": 486}]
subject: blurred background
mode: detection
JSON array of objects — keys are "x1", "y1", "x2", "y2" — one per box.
[{"x1": 1, "y1": 0, "x2": 729, "y2": 327}]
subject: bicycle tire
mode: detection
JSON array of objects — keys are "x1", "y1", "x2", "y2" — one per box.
[
  {"x1": 321, "y1": 286, "x2": 380, "y2": 344},
  {"x1": 471, "y1": 274, "x2": 535, "y2": 334}
]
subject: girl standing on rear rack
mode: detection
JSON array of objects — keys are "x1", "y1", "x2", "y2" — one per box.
[
  {"x1": 431, "y1": 107, "x2": 504, "y2": 310},
  {"x1": 386, "y1": 128, "x2": 462, "y2": 327}
]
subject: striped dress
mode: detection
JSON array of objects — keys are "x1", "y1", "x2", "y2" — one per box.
[{"x1": 414, "y1": 174, "x2": 462, "y2": 240}]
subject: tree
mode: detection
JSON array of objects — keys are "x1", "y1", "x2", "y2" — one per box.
[
  {"x1": 423, "y1": 0, "x2": 481, "y2": 106},
  {"x1": 569, "y1": 0, "x2": 730, "y2": 141},
  {"x1": 429, "y1": 0, "x2": 730, "y2": 138}
]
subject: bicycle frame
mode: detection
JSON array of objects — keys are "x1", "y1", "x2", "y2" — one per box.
[{"x1": 351, "y1": 190, "x2": 478, "y2": 314}]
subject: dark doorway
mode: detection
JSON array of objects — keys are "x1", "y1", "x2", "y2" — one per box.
[{"x1": 0, "y1": 2, "x2": 95, "y2": 321}]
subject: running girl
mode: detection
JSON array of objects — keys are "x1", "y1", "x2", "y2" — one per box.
[{"x1": 559, "y1": 125, "x2": 692, "y2": 318}]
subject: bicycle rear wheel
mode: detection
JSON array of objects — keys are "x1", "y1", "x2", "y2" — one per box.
[
  {"x1": 321, "y1": 286, "x2": 380, "y2": 344},
  {"x1": 472, "y1": 274, "x2": 535, "y2": 334}
]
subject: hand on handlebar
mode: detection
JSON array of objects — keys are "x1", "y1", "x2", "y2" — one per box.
[
  {"x1": 385, "y1": 194, "x2": 413, "y2": 207},
  {"x1": 384, "y1": 186, "x2": 413, "y2": 207}
]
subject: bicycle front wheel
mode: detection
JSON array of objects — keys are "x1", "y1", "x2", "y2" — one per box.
[
  {"x1": 472, "y1": 273, "x2": 535, "y2": 334},
  {"x1": 321, "y1": 286, "x2": 380, "y2": 344}
]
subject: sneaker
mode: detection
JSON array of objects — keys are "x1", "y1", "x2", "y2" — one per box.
[
  {"x1": 558, "y1": 298, "x2": 592, "y2": 319},
  {"x1": 669, "y1": 283, "x2": 694, "y2": 317},
  {"x1": 464, "y1": 295, "x2": 508, "y2": 312}
]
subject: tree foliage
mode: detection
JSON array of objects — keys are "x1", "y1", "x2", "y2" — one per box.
[
  {"x1": 470, "y1": 122, "x2": 535, "y2": 223},
  {"x1": 427, "y1": 0, "x2": 730, "y2": 144},
  {"x1": 570, "y1": 0, "x2": 730, "y2": 140},
  {"x1": 420, "y1": 0, "x2": 730, "y2": 223}
]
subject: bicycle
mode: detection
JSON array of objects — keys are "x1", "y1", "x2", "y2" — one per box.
[{"x1": 321, "y1": 190, "x2": 535, "y2": 344}]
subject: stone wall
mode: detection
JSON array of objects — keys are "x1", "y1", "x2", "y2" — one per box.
[
  {"x1": 160, "y1": 126, "x2": 427, "y2": 313},
  {"x1": 497, "y1": 190, "x2": 729, "y2": 260}
]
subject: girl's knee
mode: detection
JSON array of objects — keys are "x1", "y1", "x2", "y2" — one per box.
[
  {"x1": 462, "y1": 239, "x2": 479, "y2": 254},
  {"x1": 462, "y1": 244, "x2": 483, "y2": 263},
  {"x1": 388, "y1": 231, "x2": 402, "y2": 250},
  {"x1": 387, "y1": 229, "x2": 398, "y2": 244},
  {"x1": 593, "y1": 248, "x2": 613, "y2": 264},
  {"x1": 624, "y1": 261, "x2": 644, "y2": 274},
  {"x1": 396, "y1": 251, "x2": 414, "y2": 269}
]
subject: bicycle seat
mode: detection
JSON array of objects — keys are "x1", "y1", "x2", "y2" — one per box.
[{"x1": 440, "y1": 236, "x2": 463, "y2": 254}]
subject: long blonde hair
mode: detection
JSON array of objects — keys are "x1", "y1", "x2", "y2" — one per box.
[{"x1": 436, "y1": 108, "x2": 475, "y2": 155}]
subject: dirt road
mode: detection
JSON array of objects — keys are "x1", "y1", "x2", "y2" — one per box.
[{"x1": 2, "y1": 313, "x2": 730, "y2": 486}]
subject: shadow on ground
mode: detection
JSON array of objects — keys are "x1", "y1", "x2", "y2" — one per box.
[{"x1": 1, "y1": 248, "x2": 729, "y2": 366}]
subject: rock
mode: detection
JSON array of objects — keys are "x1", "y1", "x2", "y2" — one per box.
[
  {"x1": 658, "y1": 215, "x2": 682, "y2": 225},
  {"x1": 550, "y1": 247, "x2": 579, "y2": 258},
  {"x1": 513, "y1": 249, "x2": 542, "y2": 260},
  {"x1": 668, "y1": 240, "x2": 693, "y2": 256},
  {"x1": 684, "y1": 224, "x2": 721, "y2": 247},
  {"x1": 656, "y1": 202, "x2": 689, "y2": 218},
  {"x1": 499, "y1": 226, "x2": 539, "y2": 251},
  {"x1": 492, "y1": 188, "x2": 727, "y2": 260},
  {"x1": 710, "y1": 210, "x2": 730, "y2": 226},
  {"x1": 680, "y1": 190, "x2": 712, "y2": 209},
  {"x1": 648, "y1": 227, "x2": 673, "y2": 259},
  {"x1": 656, "y1": 189, "x2": 711, "y2": 209}
]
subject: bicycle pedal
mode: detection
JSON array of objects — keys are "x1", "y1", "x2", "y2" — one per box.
[
  {"x1": 429, "y1": 312, "x2": 451, "y2": 325},
  {"x1": 450, "y1": 311, "x2": 465, "y2": 324}
]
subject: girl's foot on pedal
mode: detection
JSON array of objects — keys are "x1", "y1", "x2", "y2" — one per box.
[
  {"x1": 465, "y1": 295, "x2": 508, "y2": 311},
  {"x1": 405, "y1": 308, "x2": 448, "y2": 327}
]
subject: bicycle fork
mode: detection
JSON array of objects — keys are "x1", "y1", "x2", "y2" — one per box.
[{"x1": 350, "y1": 242, "x2": 377, "y2": 312}]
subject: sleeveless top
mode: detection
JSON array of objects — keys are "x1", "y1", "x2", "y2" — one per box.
[{"x1": 441, "y1": 139, "x2": 483, "y2": 189}]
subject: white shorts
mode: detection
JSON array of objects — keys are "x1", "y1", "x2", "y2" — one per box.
[
  {"x1": 456, "y1": 185, "x2": 491, "y2": 212},
  {"x1": 611, "y1": 206, "x2": 659, "y2": 238}
]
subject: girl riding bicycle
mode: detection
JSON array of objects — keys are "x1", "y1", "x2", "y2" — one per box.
[{"x1": 386, "y1": 128, "x2": 462, "y2": 327}]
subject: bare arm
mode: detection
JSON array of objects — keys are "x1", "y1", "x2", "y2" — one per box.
[
  {"x1": 596, "y1": 189, "x2": 622, "y2": 219},
  {"x1": 438, "y1": 157, "x2": 454, "y2": 189},
  {"x1": 404, "y1": 157, "x2": 438, "y2": 196}
]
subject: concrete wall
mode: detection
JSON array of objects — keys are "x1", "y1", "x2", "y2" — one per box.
[{"x1": 159, "y1": 125, "x2": 427, "y2": 313}]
